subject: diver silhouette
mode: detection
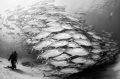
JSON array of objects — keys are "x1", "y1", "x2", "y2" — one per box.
[
  {"x1": 8, "y1": 51, "x2": 18, "y2": 69},
  {"x1": 109, "y1": 12, "x2": 113, "y2": 20}
]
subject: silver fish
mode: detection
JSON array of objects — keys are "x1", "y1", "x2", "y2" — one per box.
[
  {"x1": 66, "y1": 15, "x2": 79, "y2": 21},
  {"x1": 75, "y1": 12, "x2": 86, "y2": 15},
  {"x1": 6, "y1": 31, "x2": 15, "y2": 35},
  {"x1": 49, "y1": 60, "x2": 69, "y2": 67},
  {"x1": 72, "y1": 33, "x2": 87, "y2": 39},
  {"x1": 33, "y1": 39, "x2": 54, "y2": 51},
  {"x1": 38, "y1": 65, "x2": 52, "y2": 71},
  {"x1": 92, "y1": 55, "x2": 100, "y2": 60},
  {"x1": 53, "y1": 54, "x2": 70, "y2": 61},
  {"x1": 46, "y1": 22, "x2": 61, "y2": 27},
  {"x1": 26, "y1": 39, "x2": 32, "y2": 44},
  {"x1": 66, "y1": 47, "x2": 89, "y2": 56},
  {"x1": 34, "y1": 15, "x2": 48, "y2": 20},
  {"x1": 8, "y1": 27, "x2": 15, "y2": 30},
  {"x1": 74, "y1": 39, "x2": 92, "y2": 46},
  {"x1": 92, "y1": 35, "x2": 102, "y2": 40},
  {"x1": 72, "y1": 57, "x2": 87, "y2": 64},
  {"x1": 85, "y1": 59, "x2": 95, "y2": 65},
  {"x1": 0, "y1": 27, "x2": 2, "y2": 30},
  {"x1": 60, "y1": 68, "x2": 79, "y2": 74},
  {"x1": 38, "y1": 49, "x2": 64, "y2": 59},
  {"x1": 43, "y1": 25, "x2": 64, "y2": 32},
  {"x1": 33, "y1": 31, "x2": 50, "y2": 40},
  {"x1": 61, "y1": 24, "x2": 73, "y2": 30},
  {"x1": 91, "y1": 48, "x2": 102, "y2": 54},
  {"x1": 46, "y1": 16, "x2": 59, "y2": 22},
  {"x1": 52, "y1": 33, "x2": 71, "y2": 40},
  {"x1": 50, "y1": 40, "x2": 68, "y2": 47},
  {"x1": 68, "y1": 42, "x2": 80, "y2": 48}
]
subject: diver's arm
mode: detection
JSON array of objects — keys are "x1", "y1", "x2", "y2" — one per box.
[
  {"x1": 8, "y1": 54, "x2": 12, "y2": 61},
  {"x1": 16, "y1": 55, "x2": 18, "y2": 64}
]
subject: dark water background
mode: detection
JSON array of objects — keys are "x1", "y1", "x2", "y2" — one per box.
[
  {"x1": 65, "y1": 62, "x2": 117, "y2": 79},
  {"x1": 85, "y1": 3, "x2": 120, "y2": 40},
  {"x1": 54, "y1": 0, "x2": 120, "y2": 40}
]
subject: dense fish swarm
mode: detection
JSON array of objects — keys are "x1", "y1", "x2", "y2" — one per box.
[{"x1": 2, "y1": 2, "x2": 120, "y2": 77}]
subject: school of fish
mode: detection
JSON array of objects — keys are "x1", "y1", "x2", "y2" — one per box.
[{"x1": 1, "y1": 2, "x2": 120, "y2": 77}]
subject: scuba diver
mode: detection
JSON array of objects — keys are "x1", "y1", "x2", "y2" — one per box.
[
  {"x1": 109, "y1": 12, "x2": 113, "y2": 20},
  {"x1": 8, "y1": 51, "x2": 18, "y2": 69}
]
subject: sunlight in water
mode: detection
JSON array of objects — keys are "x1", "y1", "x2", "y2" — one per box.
[
  {"x1": 0, "y1": 0, "x2": 115, "y2": 15},
  {"x1": 0, "y1": 0, "x2": 119, "y2": 46},
  {"x1": 0, "y1": 0, "x2": 118, "y2": 52},
  {"x1": 0, "y1": 0, "x2": 119, "y2": 78}
]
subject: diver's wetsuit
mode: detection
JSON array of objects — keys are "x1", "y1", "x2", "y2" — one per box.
[{"x1": 8, "y1": 52, "x2": 18, "y2": 69}]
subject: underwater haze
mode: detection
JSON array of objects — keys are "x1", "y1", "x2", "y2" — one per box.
[
  {"x1": 54, "y1": 0, "x2": 120, "y2": 40},
  {"x1": 0, "y1": 0, "x2": 120, "y2": 56},
  {"x1": 0, "y1": 0, "x2": 120, "y2": 79}
]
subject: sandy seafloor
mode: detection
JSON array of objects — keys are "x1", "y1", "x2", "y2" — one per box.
[
  {"x1": 0, "y1": 54, "x2": 120, "y2": 79},
  {"x1": 0, "y1": 57, "x2": 61, "y2": 79}
]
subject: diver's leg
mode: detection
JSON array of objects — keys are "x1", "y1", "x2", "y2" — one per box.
[
  {"x1": 14, "y1": 61, "x2": 16, "y2": 69},
  {"x1": 11, "y1": 60, "x2": 14, "y2": 69},
  {"x1": 11, "y1": 60, "x2": 16, "y2": 69}
]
